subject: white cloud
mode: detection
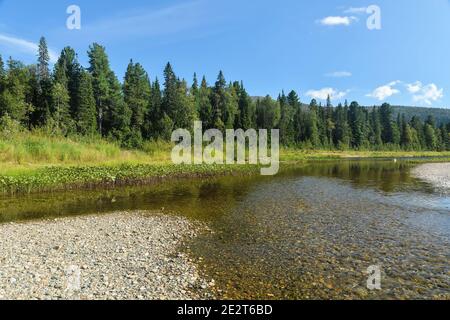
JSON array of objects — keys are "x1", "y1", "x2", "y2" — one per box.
[
  {"x1": 367, "y1": 81, "x2": 401, "y2": 101},
  {"x1": 306, "y1": 88, "x2": 348, "y2": 101},
  {"x1": 344, "y1": 7, "x2": 368, "y2": 14},
  {"x1": 410, "y1": 83, "x2": 444, "y2": 105},
  {"x1": 83, "y1": 0, "x2": 212, "y2": 39},
  {"x1": 318, "y1": 16, "x2": 357, "y2": 26},
  {"x1": 0, "y1": 33, "x2": 58, "y2": 63},
  {"x1": 326, "y1": 71, "x2": 352, "y2": 78},
  {"x1": 406, "y1": 81, "x2": 423, "y2": 94}
]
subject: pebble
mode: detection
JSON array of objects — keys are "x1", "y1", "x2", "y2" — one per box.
[{"x1": 0, "y1": 211, "x2": 212, "y2": 300}]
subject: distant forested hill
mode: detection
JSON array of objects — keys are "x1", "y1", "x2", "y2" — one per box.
[
  {"x1": 390, "y1": 106, "x2": 450, "y2": 125},
  {"x1": 252, "y1": 97, "x2": 450, "y2": 125}
]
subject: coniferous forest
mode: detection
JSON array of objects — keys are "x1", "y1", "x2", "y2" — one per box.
[{"x1": 1, "y1": 37, "x2": 450, "y2": 152}]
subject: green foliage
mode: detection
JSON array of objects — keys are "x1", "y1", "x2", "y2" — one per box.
[
  {"x1": 0, "y1": 162, "x2": 258, "y2": 195},
  {"x1": 0, "y1": 37, "x2": 449, "y2": 154},
  {"x1": 76, "y1": 71, "x2": 97, "y2": 136},
  {"x1": 256, "y1": 95, "x2": 280, "y2": 130},
  {"x1": 123, "y1": 60, "x2": 151, "y2": 134}
]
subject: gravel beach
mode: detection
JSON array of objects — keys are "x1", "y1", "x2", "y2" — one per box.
[
  {"x1": 412, "y1": 163, "x2": 450, "y2": 191},
  {"x1": 0, "y1": 211, "x2": 213, "y2": 300}
]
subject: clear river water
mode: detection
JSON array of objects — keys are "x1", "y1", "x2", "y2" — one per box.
[{"x1": 0, "y1": 160, "x2": 449, "y2": 299}]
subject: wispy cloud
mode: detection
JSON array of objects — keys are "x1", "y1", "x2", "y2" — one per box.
[
  {"x1": 344, "y1": 7, "x2": 368, "y2": 14},
  {"x1": 326, "y1": 71, "x2": 352, "y2": 78},
  {"x1": 367, "y1": 81, "x2": 401, "y2": 101},
  {"x1": 82, "y1": 0, "x2": 215, "y2": 40},
  {"x1": 318, "y1": 16, "x2": 357, "y2": 26},
  {"x1": 0, "y1": 33, "x2": 58, "y2": 63},
  {"x1": 318, "y1": 6, "x2": 368, "y2": 27},
  {"x1": 306, "y1": 87, "x2": 349, "y2": 101}
]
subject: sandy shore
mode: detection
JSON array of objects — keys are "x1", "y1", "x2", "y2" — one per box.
[
  {"x1": 0, "y1": 211, "x2": 213, "y2": 300},
  {"x1": 412, "y1": 163, "x2": 450, "y2": 190}
]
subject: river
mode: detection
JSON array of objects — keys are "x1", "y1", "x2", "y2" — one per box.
[{"x1": 0, "y1": 160, "x2": 449, "y2": 299}]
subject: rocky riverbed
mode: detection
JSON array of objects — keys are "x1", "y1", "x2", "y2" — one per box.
[
  {"x1": 412, "y1": 163, "x2": 450, "y2": 191},
  {"x1": 0, "y1": 211, "x2": 214, "y2": 300}
]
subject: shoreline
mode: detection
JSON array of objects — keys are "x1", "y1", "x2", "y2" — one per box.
[
  {"x1": 411, "y1": 162, "x2": 450, "y2": 191},
  {"x1": 0, "y1": 211, "x2": 214, "y2": 300},
  {"x1": 2, "y1": 151, "x2": 450, "y2": 195}
]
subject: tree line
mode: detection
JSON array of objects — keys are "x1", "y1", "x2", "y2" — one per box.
[{"x1": 1, "y1": 37, "x2": 449, "y2": 151}]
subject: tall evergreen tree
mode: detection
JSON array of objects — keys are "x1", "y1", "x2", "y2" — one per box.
[
  {"x1": 211, "y1": 71, "x2": 227, "y2": 131},
  {"x1": 325, "y1": 95, "x2": 335, "y2": 147},
  {"x1": 191, "y1": 73, "x2": 199, "y2": 98},
  {"x1": 198, "y1": 76, "x2": 213, "y2": 129},
  {"x1": 32, "y1": 37, "x2": 53, "y2": 126},
  {"x1": 334, "y1": 103, "x2": 351, "y2": 149},
  {"x1": 379, "y1": 103, "x2": 395, "y2": 144},
  {"x1": 76, "y1": 71, "x2": 97, "y2": 136},
  {"x1": 37, "y1": 37, "x2": 50, "y2": 81},
  {"x1": 162, "y1": 63, "x2": 180, "y2": 126},
  {"x1": 0, "y1": 54, "x2": 5, "y2": 84},
  {"x1": 51, "y1": 82, "x2": 72, "y2": 133},
  {"x1": 306, "y1": 99, "x2": 320, "y2": 147},
  {"x1": 123, "y1": 60, "x2": 151, "y2": 137},
  {"x1": 54, "y1": 47, "x2": 82, "y2": 118},
  {"x1": 370, "y1": 107, "x2": 382, "y2": 146},
  {"x1": 278, "y1": 90, "x2": 296, "y2": 145},
  {"x1": 87, "y1": 43, "x2": 112, "y2": 135},
  {"x1": 144, "y1": 77, "x2": 165, "y2": 139}
]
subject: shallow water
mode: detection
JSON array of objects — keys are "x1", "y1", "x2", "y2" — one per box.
[{"x1": 0, "y1": 160, "x2": 449, "y2": 299}]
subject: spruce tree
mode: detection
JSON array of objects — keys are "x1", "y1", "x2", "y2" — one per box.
[
  {"x1": 279, "y1": 90, "x2": 296, "y2": 145},
  {"x1": 87, "y1": 43, "x2": 112, "y2": 135},
  {"x1": 198, "y1": 76, "x2": 213, "y2": 129},
  {"x1": 349, "y1": 101, "x2": 364, "y2": 148},
  {"x1": 307, "y1": 99, "x2": 320, "y2": 147},
  {"x1": 334, "y1": 103, "x2": 351, "y2": 149},
  {"x1": 236, "y1": 82, "x2": 256, "y2": 131},
  {"x1": 211, "y1": 71, "x2": 227, "y2": 131},
  {"x1": 370, "y1": 107, "x2": 382, "y2": 146},
  {"x1": 54, "y1": 47, "x2": 82, "y2": 118},
  {"x1": 144, "y1": 78, "x2": 164, "y2": 140},
  {"x1": 108, "y1": 72, "x2": 131, "y2": 143},
  {"x1": 424, "y1": 123, "x2": 437, "y2": 150},
  {"x1": 325, "y1": 95, "x2": 335, "y2": 147},
  {"x1": 191, "y1": 73, "x2": 199, "y2": 98},
  {"x1": 123, "y1": 60, "x2": 151, "y2": 137},
  {"x1": 379, "y1": 103, "x2": 395, "y2": 144},
  {"x1": 0, "y1": 55, "x2": 5, "y2": 113},
  {"x1": 37, "y1": 37, "x2": 50, "y2": 81},
  {"x1": 162, "y1": 63, "x2": 180, "y2": 127},
  {"x1": 76, "y1": 71, "x2": 97, "y2": 136},
  {"x1": 51, "y1": 82, "x2": 72, "y2": 133},
  {"x1": 33, "y1": 37, "x2": 52, "y2": 126},
  {"x1": 176, "y1": 79, "x2": 195, "y2": 130},
  {"x1": 0, "y1": 54, "x2": 5, "y2": 84}
]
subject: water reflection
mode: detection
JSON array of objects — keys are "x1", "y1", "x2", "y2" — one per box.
[{"x1": 0, "y1": 160, "x2": 449, "y2": 299}]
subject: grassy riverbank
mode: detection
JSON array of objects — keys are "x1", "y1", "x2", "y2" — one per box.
[{"x1": 2, "y1": 133, "x2": 450, "y2": 194}]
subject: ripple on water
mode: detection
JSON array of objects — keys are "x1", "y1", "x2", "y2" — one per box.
[{"x1": 0, "y1": 160, "x2": 449, "y2": 299}]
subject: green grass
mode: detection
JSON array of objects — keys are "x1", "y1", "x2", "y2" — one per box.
[
  {"x1": 0, "y1": 163, "x2": 258, "y2": 195},
  {"x1": 279, "y1": 149, "x2": 450, "y2": 162},
  {"x1": 2, "y1": 131, "x2": 450, "y2": 194},
  {"x1": 3, "y1": 133, "x2": 147, "y2": 164}
]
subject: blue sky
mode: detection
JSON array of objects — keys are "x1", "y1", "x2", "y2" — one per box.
[{"x1": 0, "y1": 0, "x2": 449, "y2": 107}]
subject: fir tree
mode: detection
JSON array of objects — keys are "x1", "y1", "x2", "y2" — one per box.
[
  {"x1": 76, "y1": 71, "x2": 97, "y2": 136},
  {"x1": 198, "y1": 76, "x2": 213, "y2": 129},
  {"x1": 123, "y1": 60, "x2": 151, "y2": 136}
]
